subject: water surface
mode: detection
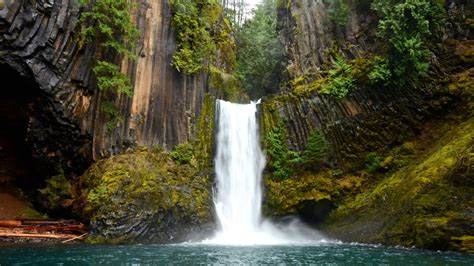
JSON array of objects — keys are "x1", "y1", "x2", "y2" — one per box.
[{"x1": 0, "y1": 243, "x2": 472, "y2": 265}]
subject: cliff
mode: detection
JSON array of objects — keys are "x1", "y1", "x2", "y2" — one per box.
[
  {"x1": 262, "y1": 0, "x2": 472, "y2": 167},
  {"x1": 261, "y1": 0, "x2": 473, "y2": 252},
  {"x1": 0, "y1": 0, "x2": 213, "y2": 178}
]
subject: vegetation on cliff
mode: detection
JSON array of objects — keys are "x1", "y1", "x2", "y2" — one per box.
[
  {"x1": 264, "y1": 104, "x2": 473, "y2": 252},
  {"x1": 258, "y1": 0, "x2": 473, "y2": 253},
  {"x1": 78, "y1": 0, "x2": 140, "y2": 129},
  {"x1": 169, "y1": 0, "x2": 235, "y2": 75},
  {"x1": 369, "y1": 0, "x2": 445, "y2": 86},
  {"x1": 71, "y1": 90, "x2": 218, "y2": 243},
  {"x1": 278, "y1": 0, "x2": 447, "y2": 100},
  {"x1": 322, "y1": 115, "x2": 473, "y2": 252}
]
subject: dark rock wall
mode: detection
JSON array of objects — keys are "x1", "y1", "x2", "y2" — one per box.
[
  {"x1": 264, "y1": 0, "x2": 472, "y2": 167},
  {"x1": 0, "y1": 0, "x2": 93, "y2": 174},
  {"x1": 0, "y1": 0, "x2": 210, "y2": 174},
  {"x1": 278, "y1": 0, "x2": 377, "y2": 80},
  {"x1": 262, "y1": 86, "x2": 426, "y2": 167}
]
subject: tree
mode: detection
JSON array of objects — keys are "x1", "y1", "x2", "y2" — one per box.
[{"x1": 235, "y1": 0, "x2": 285, "y2": 99}]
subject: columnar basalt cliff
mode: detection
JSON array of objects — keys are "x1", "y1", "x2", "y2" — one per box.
[
  {"x1": 0, "y1": 0, "x2": 226, "y2": 244},
  {"x1": 262, "y1": 0, "x2": 473, "y2": 252},
  {"x1": 277, "y1": 0, "x2": 377, "y2": 79},
  {"x1": 0, "y1": 0, "x2": 212, "y2": 178},
  {"x1": 262, "y1": 0, "x2": 472, "y2": 167}
]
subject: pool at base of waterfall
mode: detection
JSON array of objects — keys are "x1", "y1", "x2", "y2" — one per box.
[{"x1": 1, "y1": 243, "x2": 472, "y2": 265}]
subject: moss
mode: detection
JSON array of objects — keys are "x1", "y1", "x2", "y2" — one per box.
[
  {"x1": 455, "y1": 41, "x2": 474, "y2": 63},
  {"x1": 16, "y1": 207, "x2": 46, "y2": 220},
  {"x1": 449, "y1": 67, "x2": 474, "y2": 99},
  {"x1": 78, "y1": 148, "x2": 213, "y2": 243},
  {"x1": 451, "y1": 236, "x2": 474, "y2": 254},
  {"x1": 322, "y1": 116, "x2": 474, "y2": 252},
  {"x1": 208, "y1": 66, "x2": 245, "y2": 101},
  {"x1": 264, "y1": 170, "x2": 369, "y2": 216},
  {"x1": 292, "y1": 78, "x2": 326, "y2": 96},
  {"x1": 194, "y1": 93, "x2": 216, "y2": 167}
]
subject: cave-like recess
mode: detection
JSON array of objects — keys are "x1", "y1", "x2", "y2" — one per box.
[{"x1": 0, "y1": 64, "x2": 42, "y2": 190}]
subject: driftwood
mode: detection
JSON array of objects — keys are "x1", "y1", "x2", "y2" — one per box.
[
  {"x1": 0, "y1": 220, "x2": 88, "y2": 242},
  {"x1": 0, "y1": 233, "x2": 82, "y2": 239},
  {"x1": 62, "y1": 233, "x2": 88, "y2": 243},
  {"x1": 0, "y1": 221, "x2": 22, "y2": 227}
]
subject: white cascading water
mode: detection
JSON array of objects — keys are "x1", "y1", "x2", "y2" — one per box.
[{"x1": 204, "y1": 100, "x2": 326, "y2": 245}]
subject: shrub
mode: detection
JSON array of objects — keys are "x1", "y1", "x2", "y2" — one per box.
[
  {"x1": 39, "y1": 171, "x2": 72, "y2": 210},
  {"x1": 322, "y1": 57, "x2": 355, "y2": 99},
  {"x1": 266, "y1": 124, "x2": 302, "y2": 180},
  {"x1": 169, "y1": 0, "x2": 235, "y2": 75},
  {"x1": 170, "y1": 143, "x2": 195, "y2": 165},
  {"x1": 365, "y1": 152, "x2": 382, "y2": 172},
  {"x1": 370, "y1": 0, "x2": 445, "y2": 85},
  {"x1": 78, "y1": 0, "x2": 140, "y2": 129},
  {"x1": 302, "y1": 130, "x2": 329, "y2": 165}
]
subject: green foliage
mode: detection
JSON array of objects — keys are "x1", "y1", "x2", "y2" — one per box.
[
  {"x1": 93, "y1": 61, "x2": 133, "y2": 97},
  {"x1": 170, "y1": 143, "x2": 195, "y2": 165},
  {"x1": 169, "y1": 0, "x2": 235, "y2": 75},
  {"x1": 365, "y1": 152, "x2": 382, "y2": 172},
  {"x1": 264, "y1": 170, "x2": 367, "y2": 215},
  {"x1": 101, "y1": 101, "x2": 123, "y2": 131},
  {"x1": 370, "y1": 0, "x2": 445, "y2": 85},
  {"x1": 235, "y1": 0, "x2": 286, "y2": 98},
  {"x1": 302, "y1": 130, "x2": 329, "y2": 165},
  {"x1": 265, "y1": 124, "x2": 302, "y2": 180},
  {"x1": 78, "y1": 0, "x2": 139, "y2": 129},
  {"x1": 39, "y1": 170, "x2": 72, "y2": 210},
  {"x1": 321, "y1": 57, "x2": 355, "y2": 99},
  {"x1": 368, "y1": 56, "x2": 392, "y2": 84},
  {"x1": 276, "y1": 0, "x2": 291, "y2": 9},
  {"x1": 78, "y1": 0, "x2": 140, "y2": 58},
  {"x1": 325, "y1": 0, "x2": 350, "y2": 26}
]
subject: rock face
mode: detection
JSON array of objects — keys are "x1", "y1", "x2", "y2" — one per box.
[
  {"x1": 278, "y1": 0, "x2": 377, "y2": 79},
  {"x1": 262, "y1": 0, "x2": 473, "y2": 252},
  {"x1": 0, "y1": 0, "x2": 212, "y2": 177},
  {"x1": 261, "y1": 86, "x2": 427, "y2": 168},
  {"x1": 322, "y1": 115, "x2": 474, "y2": 252},
  {"x1": 262, "y1": 0, "x2": 473, "y2": 168},
  {"x1": 78, "y1": 149, "x2": 214, "y2": 244}
]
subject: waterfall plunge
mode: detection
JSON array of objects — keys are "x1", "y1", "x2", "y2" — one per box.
[{"x1": 204, "y1": 100, "x2": 326, "y2": 245}]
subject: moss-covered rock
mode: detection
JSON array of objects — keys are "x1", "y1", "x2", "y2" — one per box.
[
  {"x1": 320, "y1": 116, "x2": 474, "y2": 252},
  {"x1": 264, "y1": 170, "x2": 369, "y2": 219},
  {"x1": 76, "y1": 148, "x2": 214, "y2": 244}
]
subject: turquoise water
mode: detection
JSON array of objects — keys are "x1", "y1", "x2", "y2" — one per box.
[{"x1": 0, "y1": 243, "x2": 472, "y2": 265}]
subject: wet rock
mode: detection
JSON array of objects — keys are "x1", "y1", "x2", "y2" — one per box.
[{"x1": 77, "y1": 149, "x2": 215, "y2": 244}]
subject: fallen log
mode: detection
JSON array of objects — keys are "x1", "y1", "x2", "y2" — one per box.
[
  {"x1": 20, "y1": 220, "x2": 73, "y2": 225},
  {"x1": 0, "y1": 221, "x2": 22, "y2": 227},
  {"x1": 20, "y1": 224, "x2": 86, "y2": 233},
  {"x1": 0, "y1": 232, "x2": 84, "y2": 239},
  {"x1": 62, "y1": 233, "x2": 88, "y2": 243}
]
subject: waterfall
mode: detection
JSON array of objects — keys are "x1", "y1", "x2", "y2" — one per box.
[
  {"x1": 204, "y1": 99, "x2": 326, "y2": 245},
  {"x1": 214, "y1": 100, "x2": 265, "y2": 241}
]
